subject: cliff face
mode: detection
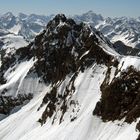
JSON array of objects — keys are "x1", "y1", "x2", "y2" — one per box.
[
  {"x1": 94, "y1": 66, "x2": 140, "y2": 122},
  {"x1": 0, "y1": 14, "x2": 140, "y2": 140}
]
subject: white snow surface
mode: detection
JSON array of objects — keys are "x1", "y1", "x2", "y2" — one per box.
[
  {"x1": 118, "y1": 56, "x2": 140, "y2": 71},
  {"x1": 0, "y1": 63, "x2": 139, "y2": 140},
  {"x1": 0, "y1": 58, "x2": 44, "y2": 97},
  {"x1": 0, "y1": 34, "x2": 27, "y2": 55},
  {"x1": 9, "y1": 24, "x2": 21, "y2": 35}
]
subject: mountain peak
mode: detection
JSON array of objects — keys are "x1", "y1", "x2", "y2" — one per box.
[
  {"x1": 54, "y1": 14, "x2": 67, "y2": 22},
  {"x1": 3, "y1": 12, "x2": 14, "y2": 18},
  {"x1": 83, "y1": 10, "x2": 103, "y2": 19},
  {"x1": 18, "y1": 13, "x2": 28, "y2": 19}
]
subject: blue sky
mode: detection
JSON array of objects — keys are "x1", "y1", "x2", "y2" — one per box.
[{"x1": 0, "y1": 0, "x2": 139, "y2": 17}]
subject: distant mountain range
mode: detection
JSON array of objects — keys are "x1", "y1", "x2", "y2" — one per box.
[
  {"x1": 0, "y1": 11, "x2": 140, "y2": 49},
  {"x1": 74, "y1": 11, "x2": 140, "y2": 48},
  {"x1": 0, "y1": 12, "x2": 53, "y2": 40}
]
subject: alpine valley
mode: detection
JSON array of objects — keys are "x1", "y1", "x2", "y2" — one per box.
[{"x1": 0, "y1": 12, "x2": 140, "y2": 140}]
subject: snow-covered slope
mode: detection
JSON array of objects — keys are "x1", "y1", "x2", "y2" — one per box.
[
  {"x1": 0, "y1": 14, "x2": 140, "y2": 140},
  {"x1": 0, "y1": 65, "x2": 139, "y2": 140}
]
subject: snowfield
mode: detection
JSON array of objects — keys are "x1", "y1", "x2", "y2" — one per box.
[{"x1": 0, "y1": 62, "x2": 139, "y2": 140}]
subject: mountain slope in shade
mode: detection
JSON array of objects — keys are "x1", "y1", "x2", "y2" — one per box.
[{"x1": 0, "y1": 14, "x2": 140, "y2": 140}]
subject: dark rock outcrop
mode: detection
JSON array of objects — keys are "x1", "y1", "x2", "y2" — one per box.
[
  {"x1": 93, "y1": 66, "x2": 140, "y2": 123},
  {"x1": 113, "y1": 41, "x2": 140, "y2": 56},
  {"x1": 0, "y1": 94, "x2": 33, "y2": 115}
]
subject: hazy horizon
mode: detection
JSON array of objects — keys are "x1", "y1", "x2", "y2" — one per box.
[{"x1": 0, "y1": 0, "x2": 140, "y2": 18}]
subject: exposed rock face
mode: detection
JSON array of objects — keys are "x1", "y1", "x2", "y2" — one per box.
[
  {"x1": 32, "y1": 14, "x2": 114, "y2": 124},
  {"x1": 38, "y1": 73, "x2": 77, "y2": 125},
  {"x1": 113, "y1": 41, "x2": 140, "y2": 56},
  {"x1": 0, "y1": 94, "x2": 33, "y2": 115},
  {"x1": 93, "y1": 64, "x2": 140, "y2": 140},
  {"x1": 136, "y1": 121, "x2": 140, "y2": 140},
  {"x1": 33, "y1": 14, "x2": 113, "y2": 84},
  {"x1": 94, "y1": 66, "x2": 140, "y2": 123}
]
